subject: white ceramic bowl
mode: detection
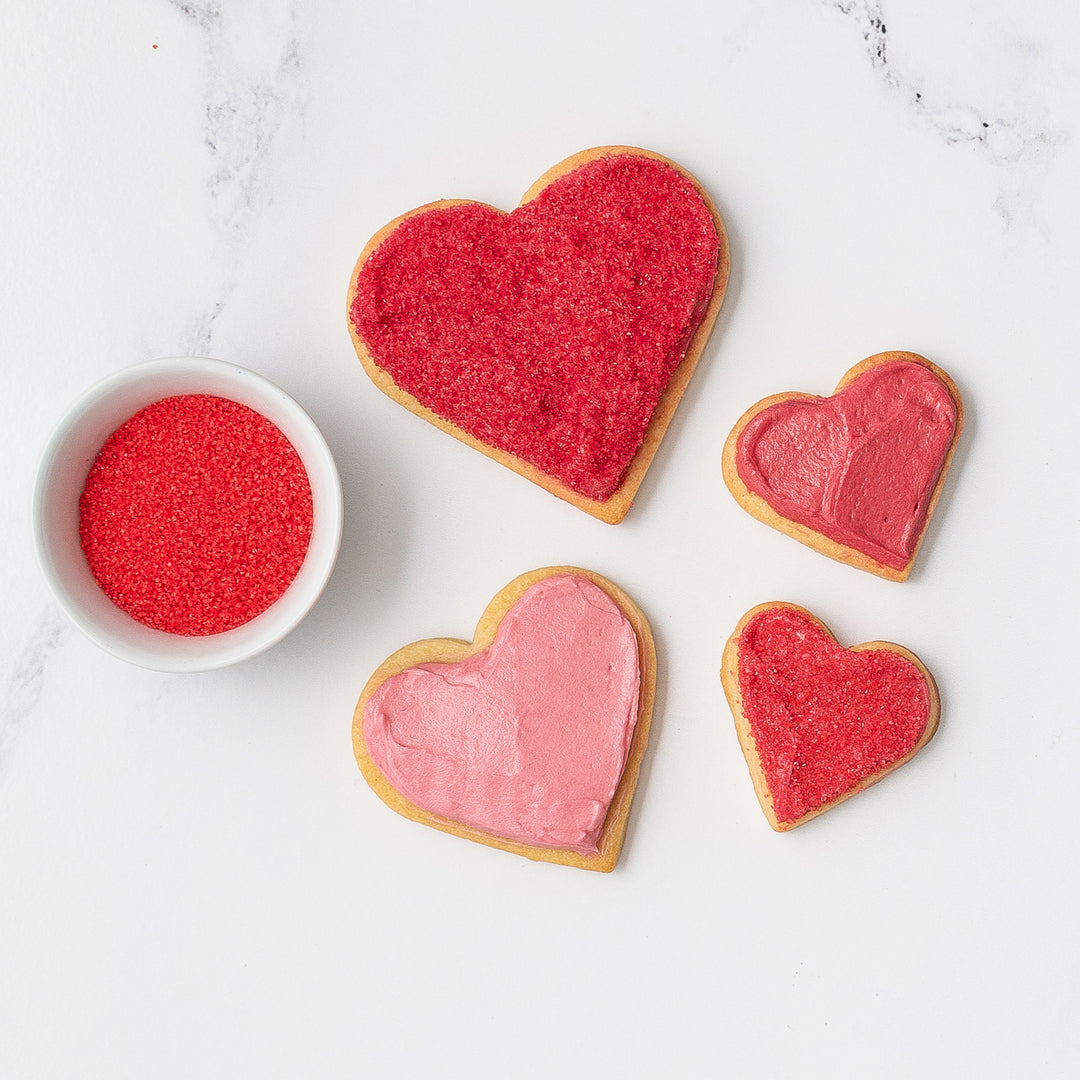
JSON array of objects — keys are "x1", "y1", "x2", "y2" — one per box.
[{"x1": 32, "y1": 357, "x2": 344, "y2": 671}]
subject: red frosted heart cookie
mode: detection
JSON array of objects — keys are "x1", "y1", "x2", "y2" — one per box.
[
  {"x1": 721, "y1": 603, "x2": 939, "y2": 830},
  {"x1": 353, "y1": 568, "x2": 655, "y2": 871},
  {"x1": 722, "y1": 352, "x2": 963, "y2": 580},
  {"x1": 348, "y1": 147, "x2": 729, "y2": 523}
]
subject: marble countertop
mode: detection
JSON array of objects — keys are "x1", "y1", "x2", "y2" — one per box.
[{"x1": 4, "y1": 2, "x2": 1078, "y2": 1076}]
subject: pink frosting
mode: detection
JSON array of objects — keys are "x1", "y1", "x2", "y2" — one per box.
[
  {"x1": 735, "y1": 360, "x2": 957, "y2": 570},
  {"x1": 363, "y1": 575, "x2": 641, "y2": 855}
]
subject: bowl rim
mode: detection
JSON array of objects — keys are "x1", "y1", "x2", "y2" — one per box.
[{"x1": 32, "y1": 356, "x2": 344, "y2": 672}]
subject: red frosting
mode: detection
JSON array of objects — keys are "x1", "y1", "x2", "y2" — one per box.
[
  {"x1": 737, "y1": 606, "x2": 930, "y2": 825},
  {"x1": 735, "y1": 360, "x2": 957, "y2": 570},
  {"x1": 350, "y1": 153, "x2": 720, "y2": 501}
]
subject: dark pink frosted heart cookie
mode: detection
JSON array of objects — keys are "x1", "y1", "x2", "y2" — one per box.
[
  {"x1": 721, "y1": 603, "x2": 940, "y2": 830},
  {"x1": 347, "y1": 147, "x2": 729, "y2": 523},
  {"x1": 722, "y1": 352, "x2": 963, "y2": 580}
]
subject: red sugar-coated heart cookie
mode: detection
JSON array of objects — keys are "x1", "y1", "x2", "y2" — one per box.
[
  {"x1": 353, "y1": 568, "x2": 656, "y2": 871},
  {"x1": 722, "y1": 352, "x2": 963, "y2": 580},
  {"x1": 348, "y1": 147, "x2": 729, "y2": 523},
  {"x1": 721, "y1": 603, "x2": 939, "y2": 830}
]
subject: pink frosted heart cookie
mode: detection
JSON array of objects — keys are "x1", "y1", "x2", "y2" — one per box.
[
  {"x1": 353, "y1": 568, "x2": 655, "y2": 871},
  {"x1": 347, "y1": 146, "x2": 729, "y2": 523},
  {"x1": 721, "y1": 602, "x2": 940, "y2": 830},
  {"x1": 722, "y1": 352, "x2": 963, "y2": 580}
]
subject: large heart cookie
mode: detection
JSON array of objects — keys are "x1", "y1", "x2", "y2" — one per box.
[
  {"x1": 348, "y1": 147, "x2": 729, "y2": 523},
  {"x1": 721, "y1": 603, "x2": 939, "y2": 830},
  {"x1": 353, "y1": 568, "x2": 655, "y2": 871},
  {"x1": 722, "y1": 352, "x2": 963, "y2": 580}
]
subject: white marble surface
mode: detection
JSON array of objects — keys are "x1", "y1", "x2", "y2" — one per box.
[{"x1": 3, "y1": 2, "x2": 1079, "y2": 1076}]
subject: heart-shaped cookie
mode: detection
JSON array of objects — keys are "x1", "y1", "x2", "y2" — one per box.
[
  {"x1": 348, "y1": 147, "x2": 729, "y2": 523},
  {"x1": 721, "y1": 603, "x2": 939, "y2": 830},
  {"x1": 722, "y1": 352, "x2": 963, "y2": 580},
  {"x1": 353, "y1": 568, "x2": 655, "y2": 870}
]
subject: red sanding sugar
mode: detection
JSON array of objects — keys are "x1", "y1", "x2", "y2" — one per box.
[
  {"x1": 737, "y1": 607, "x2": 929, "y2": 824},
  {"x1": 350, "y1": 153, "x2": 720, "y2": 501},
  {"x1": 79, "y1": 394, "x2": 313, "y2": 636}
]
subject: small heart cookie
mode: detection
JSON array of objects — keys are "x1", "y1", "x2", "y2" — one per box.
[
  {"x1": 353, "y1": 568, "x2": 655, "y2": 870},
  {"x1": 722, "y1": 352, "x2": 963, "y2": 580},
  {"x1": 348, "y1": 147, "x2": 729, "y2": 523},
  {"x1": 721, "y1": 603, "x2": 939, "y2": 830}
]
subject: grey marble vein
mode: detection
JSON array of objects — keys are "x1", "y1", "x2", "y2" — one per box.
[
  {"x1": 169, "y1": 0, "x2": 308, "y2": 353},
  {"x1": 1, "y1": 609, "x2": 71, "y2": 735},
  {"x1": 824, "y1": 0, "x2": 1058, "y2": 167}
]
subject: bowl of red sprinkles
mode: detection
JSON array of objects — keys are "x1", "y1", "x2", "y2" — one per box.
[{"x1": 33, "y1": 357, "x2": 343, "y2": 671}]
